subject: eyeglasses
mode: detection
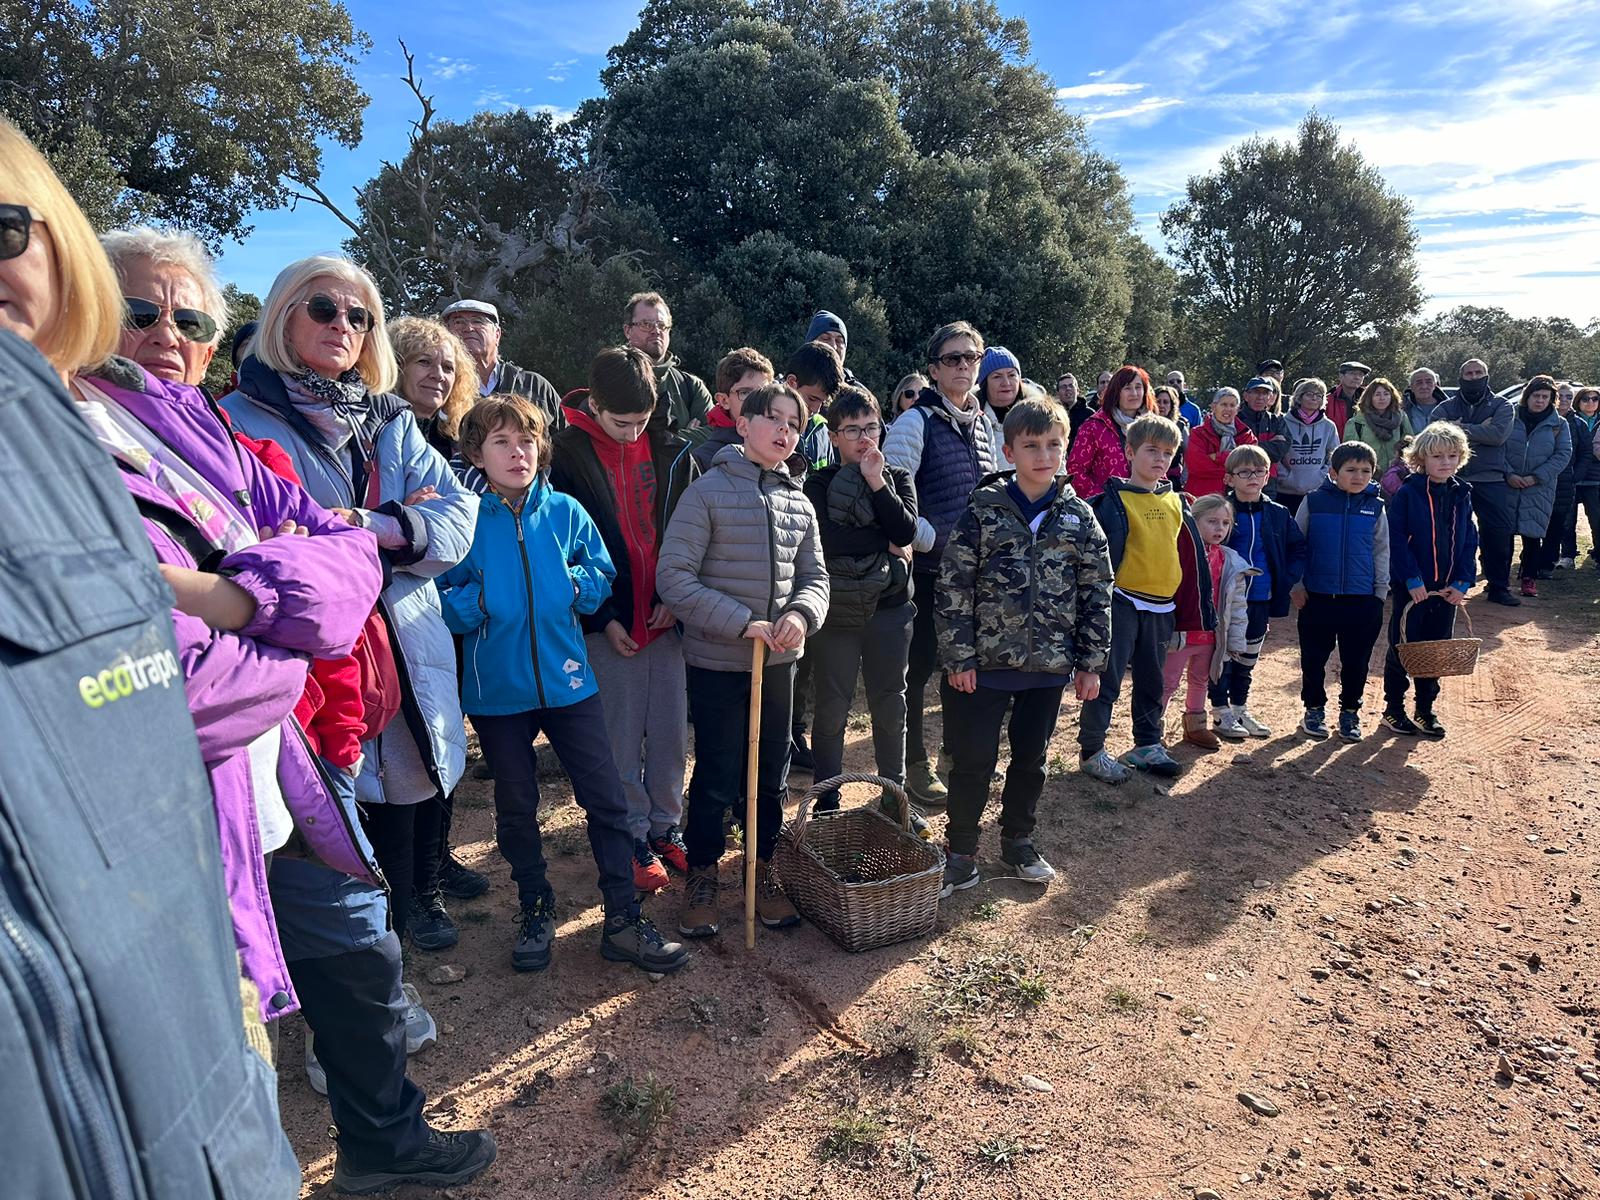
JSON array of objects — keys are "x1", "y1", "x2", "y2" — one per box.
[
  {"x1": 302, "y1": 294, "x2": 372, "y2": 332},
  {"x1": 123, "y1": 296, "x2": 219, "y2": 344},
  {"x1": 1228, "y1": 469, "x2": 1269, "y2": 479},
  {"x1": 836, "y1": 422, "x2": 882, "y2": 441},
  {"x1": 628, "y1": 319, "x2": 671, "y2": 333},
  {"x1": 900, "y1": 388, "x2": 918, "y2": 400},
  {"x1": 936, "y1": 351, "x2": 981, "y2": 368},
  {"x1": 0, "y1": 203, "x2": 44, "y2": 262}
]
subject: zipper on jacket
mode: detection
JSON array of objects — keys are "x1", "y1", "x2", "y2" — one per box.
[
  {"x1": 760, "y1": 472, "x2": 779, "y2": 622},
  {"x1": 513, "y1": 507, "x2": 549, "y2": 707},
  {"x1": 0, "y1": 849, "x2": 137, "y2": 1200}
]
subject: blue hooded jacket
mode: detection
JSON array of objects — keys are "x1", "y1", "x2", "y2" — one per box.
[{"x1": 439, "y1": 479, "x2": 615, "y2": 714}]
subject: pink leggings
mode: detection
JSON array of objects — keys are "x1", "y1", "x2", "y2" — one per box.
[{"x1": 1162, "y1": 642, "x2": 1212, "y2": 713}]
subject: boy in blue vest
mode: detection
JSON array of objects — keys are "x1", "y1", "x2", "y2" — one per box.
[{"x1": 1291, "y1": 441, "x2": 1391, "y2": 742}]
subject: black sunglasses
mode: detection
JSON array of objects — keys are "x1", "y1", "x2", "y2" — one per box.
[
  {"x1": 900, "y1": 388, "x2": 918, "y2": 400},
  {"x1": 303, "y1": 293, "x2": 372, "y2": 332},
  {"x1": 123, "y1": 296, "x2": 219, "y2": 344},
  {"x1": 0, "y1": 203, "x2": 42, "y2": 262}
]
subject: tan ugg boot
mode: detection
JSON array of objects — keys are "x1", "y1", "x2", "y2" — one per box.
[{"x1": 1183, "y1": 710, "x2": 1220, "y2": 749}]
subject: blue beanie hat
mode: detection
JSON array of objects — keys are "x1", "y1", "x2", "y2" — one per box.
[
  {"x1": 806, "y1": 310, "x2": 847, "y2": 348},
  {"x1": 977, "y1": 346, "x2": 1021, "y2": 388}
]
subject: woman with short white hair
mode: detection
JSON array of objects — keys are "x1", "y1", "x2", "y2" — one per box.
[{"x1": 220, "y1": 255, "x2": 478, "y2": 961}]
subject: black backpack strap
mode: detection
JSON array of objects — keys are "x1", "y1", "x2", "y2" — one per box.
[{"x1": 131, "y1": 494, "x2": 225, "y2": 573}]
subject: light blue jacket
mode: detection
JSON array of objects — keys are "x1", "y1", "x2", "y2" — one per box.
[
  {"x1": 439, "y1": 479, "x2": 615, "y2": 714},
  {"x1": 221, "y1": 358, "x2": 477, "y2": 805}
]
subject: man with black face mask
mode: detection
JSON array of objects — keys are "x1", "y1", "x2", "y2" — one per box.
[{"x1": 1433, "y1": 358, "x2": 1519, "y2": 605}]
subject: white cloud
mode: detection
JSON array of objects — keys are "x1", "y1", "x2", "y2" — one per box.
[
  {"x1": 1084, "y1": 97, "x2": 1185, "y2": 125},
  {"x1": 428, "y1": 55, "x2": 476, "y2": 81},
  {"x1": 532, "y1": 104, "x2": 577, "y2": 125},
  {"x1": 1088, "y1": 69, "x2": 1107, "y2": 78},
  {"x1": 1056, "y1": 81, "x2": 1146, "y2": 100}
]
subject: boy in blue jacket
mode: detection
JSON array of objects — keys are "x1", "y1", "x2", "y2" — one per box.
[
  {"x1": 439, "y1": 395, "x2": 687, "y2": 976},
  {"x1": 1291, "y1": 441, "x2": 1390, "y2": 743},
  {"x1": 1381, "y1": 424, "x2": 1477, "y2": 739}
]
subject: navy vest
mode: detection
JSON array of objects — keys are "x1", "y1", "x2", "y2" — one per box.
[{"x1": 913, "y1": 400, "x2": 986, "y2": 569}]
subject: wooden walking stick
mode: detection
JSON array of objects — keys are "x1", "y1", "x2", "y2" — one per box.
[{"x1": 745, "y1": 636, "x2": 766, "y2": 950}]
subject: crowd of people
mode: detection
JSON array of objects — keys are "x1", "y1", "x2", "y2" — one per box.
[{"x1": 2, "y1": 115, "x2": 1594, "y2": 1195}]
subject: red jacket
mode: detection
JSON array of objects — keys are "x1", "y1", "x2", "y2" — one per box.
[
  {"x1": 1066, "y1": 409, "x2": 1131, "y2": 499},
  {"x1": 1326, "y1": 389, "x2": 1356, "y2": 437},
  {"x1": 1184, "y1": 418, "x2": 1259, "y2": 497},
  {"x1": 234, "y1": 430, "x2": 367, "y2": 768}
]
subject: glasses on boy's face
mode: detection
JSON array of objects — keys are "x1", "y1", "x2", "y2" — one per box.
[
  {"x1": 837, "y1": 421, "x2": 881, "y2": 442},
  {"x1": 1229, "y1": 469, "x2": 1269, "y2": 479},
  {"x1": 936, "y1": 351, "x2": 981, "y2": 368}
]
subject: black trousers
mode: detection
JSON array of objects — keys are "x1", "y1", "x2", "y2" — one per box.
[
  {"x1": 1471, "y1": 479, "x2": 1514, "y2": 590},
  {"x1": 359, "y1": 803, "x2": 416, "y2": 940},
  {"x1": 1519, "y1": 534, "x2": 1545, "y2": 580},
  {"x1": 1207, "y1": 599, "x2": 1270, "y2": 707},
  {"x1": 944, "y1": 682, "x2": 1066, "y2": 857},
  {"x1": 1575, "y1": 487, "x2": 1600, "y2": 560},
  {"x1": 904, "y1": 570, "x2": 942, "y2": 764},
  {"x1": 1297, "y1": 592, "x2": 1384, "y2": 711},
  {"x1": 1383, "y1": 593, "x2": 1456, "y2": 714},
  {"x1": 411, "y1": 790, "x2": 454, "y2": 900},
  {"x1": 683, "y1": 660, "x2": 795, "y2": 871},
  {"x1": 288, "y1": 931, "x2": 428, "y2": 1168},
  {"x1": 470, "y1": 693, "x2": 635, "y2": 918},
  {"x1": 1079, "y1": 596, "x2": 1174, "y2": 757},
  {"x1": 810, "y1": 601, "x2": 914, "y2": 788}
]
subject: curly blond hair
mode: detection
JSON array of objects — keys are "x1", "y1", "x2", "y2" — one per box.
[{"x1": 389, "y1": 316, "x2": 480, "y2": 440}]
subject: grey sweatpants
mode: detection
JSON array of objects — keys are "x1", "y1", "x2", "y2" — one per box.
[{"x1": 584, "y1": 629, "x2": 687, "y2": 840}]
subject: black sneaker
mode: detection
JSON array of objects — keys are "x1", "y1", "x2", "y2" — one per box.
[
  {"x1": 999, "y1": 836, "x2": 1057, "y2": 884},
  {"x1": 333, "y1": 1126, "x2": 497, "y2": 1194},
  {"x1": 939, "y1": 852, "x2": 979, "y2": 899},
  {"x1": 409, "y1": 892, "x2": 459, "y2": 951},
  {"x1": 512, "y1": 898, "x2": 555, "y2": 972},
  {"x1": 1414, "y1": 711, "x2": 1447, "y2": 739},
  {"x1": 1337, "y1": 709, "x2": 1362, "y2": 742},
  {"x1": 1300, "y1": 707, "x2": 1330, "y2": 740},
  {"x1": 1486, "y1": 586, "x2": 1522, "y2": 607},
  {"x1": 438, "y1": 854, "x2": 490, "y2": 899},
  {"x1": 600, "y1": 912, "x2": 689, "y2": 973},
  {"x1": 789, "y1": 730, "x2": 814, "y2": 773},
  {"x1": 1381, "y1": 709, "x2": 1421, "y2": 736},
  {"x1": 813, "y1": 788, "x2": 841, "y2": 814},
  {"x1": 471, "y1": 760, "x2": 494, "y2": 780}
]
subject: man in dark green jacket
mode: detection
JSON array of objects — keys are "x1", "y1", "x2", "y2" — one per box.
[{"x1": 623, "y1": 290, "x2": 712, "y2": 434}]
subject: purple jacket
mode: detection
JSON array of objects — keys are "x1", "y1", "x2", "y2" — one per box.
[{"x1": 85, "y1": 362, "x2": 384, "y2": 1020}]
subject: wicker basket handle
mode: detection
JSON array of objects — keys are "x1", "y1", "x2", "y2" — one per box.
[
  {"x1": 1398, "y1": 593, "x2": 1472, "y2": 645},
  {"x1": 793, "y1": 772, "x2": 911, "y2": 846}
]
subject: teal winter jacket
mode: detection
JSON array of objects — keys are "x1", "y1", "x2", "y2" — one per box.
[{"x1": 439, "y1": 479, "x2": 615, "y2": 714}]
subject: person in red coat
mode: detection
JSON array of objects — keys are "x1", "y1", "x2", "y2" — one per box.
[
  {"x1": 1185, "y1": 387, "x2": 1259, "y2": 496},
  {"x1": 1067, "y1": 364, "x2": 1156, "y2": 499}
]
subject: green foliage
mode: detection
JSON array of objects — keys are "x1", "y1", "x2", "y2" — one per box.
[
  {"x1": 1104, "y1": 985, "x2": 1144, "y2": 1013},
  {"x1": 921, "y1": 949, "x2": 1050, "y2": 1016},
  {"x1": 600, "y1": 1073, "x2": 675, "y2": 1162},
  {"x1": 0, "y1": 0, "x2": 369, "y2": 245},
  {"x1": 1161, "y1": 112, "x2": 1423, "y2": 386},
  {"x1": 202, "y1": 284, "x2": 261, "y2": 396},
  {"x1": 820, "y1": 1111, "x2": 886, "y2": 1165},
  {"x1": 974, "y1": 1135, "x2": 1025, "y2": 1167},
  {"x1": 1413, "y1": 305, "x2": 1598, "y2": 385}
]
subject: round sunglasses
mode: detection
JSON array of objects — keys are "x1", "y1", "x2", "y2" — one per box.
[
  {"x1": 0, "y1": 203, "x2": 43, "y2": 262},
  {"x1": 123, "y1": 296, "x2": 218, "y2": 344},
  {"x1": 302, "y1": 293, "x2": 372, "y2": 332}
]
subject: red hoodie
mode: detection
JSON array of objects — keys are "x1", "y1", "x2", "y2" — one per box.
[{"x1": 563, "y1": 403, "x2": 663, "y2": 648}]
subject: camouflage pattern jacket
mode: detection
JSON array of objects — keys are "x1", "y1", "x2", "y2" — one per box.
[{"x1": 935, "y1": 477, "x2": 1114, "y2": 676}]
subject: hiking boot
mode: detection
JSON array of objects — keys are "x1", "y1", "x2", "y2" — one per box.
[
  {"x1": 939, "y1": 852, "x2": 980, "y2": 898},
  {"x1": 1487, "y1": 585, "x2": 1522, "y2": 607},
  {"x1": 1000, "y1": 836, "x2": 1057, "y2": 885},
  {"x1": 1234, "y1": 706, "x2": 1271, "y2": 738},
  {"x1": 648, "y1": 827, "x2": 689, "y2": 875},
  {"x1": 1381, "y1": 709, "x2": 1421, "y2": 736},
  {"x1": 332, "y1": 1126, "x2": 498, "y2": 1195},
  {"x1": 1213, "y1": 706, "x2": 1247, "y2": 740},
  {"x1": 1300, "y1": 707, "x2": 1330, "y2": 740},
  {"x1": 1182, "y1": 710, "x2": 1219, "y2": 749},
  {"x1": 752, "y1": 862, "x2": 800, "y2": 929},
  {"x1": 678, "y1": 869, "x2": 720, "y2": 938},
  {"x1": 789, "y1": 729, "x2": 814, "y2": 773},
  {"x1": 1079, "y1": 750, "x2": 1131, "y2": 785},
  {"x1": 400, "y1": 981, "x2": 437, "y2": 1055},
  {"x1": 1337, "y1": 709, "x2": 1362, "y2": 743},
  {"x1": 305, "y1": 1035, "x2": 327, "y2": 1095},
  {"x1": 632, "y1": 839, "x2": 670, "y2": 893},
  {"x1": 905, "y1": 759, "x2": 948, "y2": 808},
  {"x1": 408, "y1": 893, "x2": 459, "y2": 952},
  {"x1": 1118, "y1": 743, "x2": 1183, "y2": 778},
  {"x1": 877, "y1": 790, "x2": 931, "y2": 839},
  {"x1": 1520, "y1": 577, "x2": 1538, "y2": 597},
  {"x1": 438, "y1": 854, "x2": 490, "y2": 900},
  {"x1": 600, "y1": 911, "x2": 688, "y2": 973},
  {"x1": 1414, "y1": 710, "x2": 1447, "y2": 739},
  {"x1": 511, "y1": 898, "x2": 555, "y2": 972}
]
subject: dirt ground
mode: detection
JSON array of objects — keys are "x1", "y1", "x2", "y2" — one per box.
[{"x1": 281, "y1": 566, "x2": 1600, "y2": 1200}]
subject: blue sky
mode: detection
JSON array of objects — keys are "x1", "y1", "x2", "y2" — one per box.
[{"x1": 220, "y1": 0, "x2": 1600, "y2": 324}]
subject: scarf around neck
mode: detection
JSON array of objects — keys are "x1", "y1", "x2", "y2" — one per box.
[
  {"x1": 1111, "y1": 406, "x2": 1139, "y2": 431},
  {"x1": 1363, "y1": 402, "x2": 1403, "y2": 439},
  {"x1": 1209, "y1": 414, "x2": 1238, "y2": 451},
  {"x1": 282, "y1": 367, "x2": 371, "y2": 453}
]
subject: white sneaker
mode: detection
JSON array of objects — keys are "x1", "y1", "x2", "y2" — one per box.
[
  {"x1": 305, "y1": 1034, "x2": 327, "y2": 1095},
  {"x1": 1213, "y1": 707, "x2": 1247, "y2": 740},
  {"x1": 401, "y1": 981, "x2": 438, "y2": 1055},
  {"x1": 1556, "y1": 557, "x2": 1575, "y2": 570},
  {"x1": 1234, "y1": 707, "x2": 1272, "y2": 738}
]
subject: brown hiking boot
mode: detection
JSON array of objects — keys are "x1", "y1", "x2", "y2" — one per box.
[
  {"x1": 752, "y1": 862, "x2": 800, "y2": 929},
  {"x1": 1182, "y1": 710, "x2": 1220, "y2": 750},
  {"x1": 677, "y1": 868, "x2": 720, "y2": 938}
]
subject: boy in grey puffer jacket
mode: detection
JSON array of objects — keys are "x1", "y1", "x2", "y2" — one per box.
[{"x1": 657, "y1": 383, "x2": 830, "y2": 939}]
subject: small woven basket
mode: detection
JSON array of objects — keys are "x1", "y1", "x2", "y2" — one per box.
[
  {"x1": 769, "y1": 773, "x2": 944, "y2": 953},
  {"x1": 1395, "y1": 598, "x2": 1480, "y2": 678}
]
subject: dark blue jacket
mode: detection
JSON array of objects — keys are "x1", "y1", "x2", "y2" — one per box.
[
  {"x1": 1387, "y1": 473, "x2": 1478, "y2": 593},
  {"x1": 1297, "y1": 479, "x2": 1391, "y2": 598},
  {"x1": 0, "y1": 333, "x2": 298, "y2": 1199},
  {"x1": 883, "y1": 388, "x2": 998, "y2": 571},
  {"x1": 1226, "y1": 494, "x2": 1308, "y2": 617}
]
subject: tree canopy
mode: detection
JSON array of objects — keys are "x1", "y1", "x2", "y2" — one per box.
[{"x1": 1413, "y1": 306, "x2": 1599, "y2": 386}]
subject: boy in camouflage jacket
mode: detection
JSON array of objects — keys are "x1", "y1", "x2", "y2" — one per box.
[{"x1": 935, "y1": 400, "x2": 1114, "y2": 896}]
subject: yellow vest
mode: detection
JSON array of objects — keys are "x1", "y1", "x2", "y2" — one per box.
[{"x1": 1115, "y1": 488, "x2": 1183, "y2": 602}]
